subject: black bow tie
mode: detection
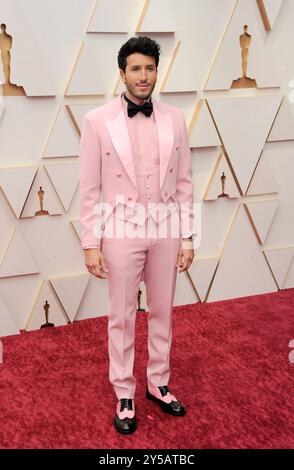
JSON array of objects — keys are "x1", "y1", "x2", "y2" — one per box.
[{"x1": 124, "y1": 94, "x2": 153, "y2": 118}]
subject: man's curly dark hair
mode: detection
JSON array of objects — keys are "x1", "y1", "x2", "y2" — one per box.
[{"x1": 118, "y1": 36, "x2": 161, "y2": 72}]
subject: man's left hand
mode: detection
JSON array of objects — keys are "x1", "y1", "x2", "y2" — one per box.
[{"x1": 176, "y1": 243, "x2": 194, "y2": 273}]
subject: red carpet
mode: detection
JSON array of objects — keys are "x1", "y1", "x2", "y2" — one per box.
[{"x1": 0, "y1": 289, "x2": 294, "y2": 449}]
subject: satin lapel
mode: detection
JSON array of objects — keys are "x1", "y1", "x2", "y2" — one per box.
[
  {"x1": 153, "y1": 101, "x2": 174, "y2": 188},
  {"x1": 104, "y1": 106, "x2": 137, "y2": 189}
]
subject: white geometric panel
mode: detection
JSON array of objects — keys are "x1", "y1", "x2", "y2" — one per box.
[
  {"x1": 257, "y1": 0, "x2": 284, "y2": 31},
  {"x1": 25, "y1": 281, "x2": 68, "y2": 331},
  {"x1": 70, "y1": 219, "x2": 81, "y2": 244},
  {"x1": 205, "y1": 0, "x2": 280, "y2": 90},
  {"x1": 173, "y1": 271, "x2": 198, "y2": 306},
  {"x1": 267, "y1": 98, "x2": 294, "y2": 142},
  {"x1": 246, "y1": 149, "x2": 279, "y2": 195},
  {"x1": 160, "y1": 41, "x2": 197, "y2": 93},
  {"x1": 75, "y1": 276, "x2": 110, "y2": 320},
  {"x1": 188, "y1": 100, "x2": 221, "y2": 148},
  {"x1": 113, "y1": 74, "x2": 125, "y2": 96},
  {"x1": 264, "y1": 246, "x2": 294, "y2": 288},
  {"x1": 43, "y1": 106, "x2": 80, "y2": 158},
  {"x1": 0, "y1": 295, "x2": 20, "y2": 337},
  {"x1": 44, "y1": 162, "x2": 79, "y2": 212},
  {"x1": 188, "y1": 257, "x2": 218, "y2": 302},
  {"x1": 192, "y1": 147, "x2": 220, "y2": 201},
  {"x1": 0, "y1": 227, "x2": 40, "y2": 279},
  {"x1": 198, "y1": 199, "x2": 239, "y2": 259},
  {"x1": 0, "y1": 166, "x2": 37, "y2": 218},
  {"x1": 49, "y1": 274, "x2": 90, "y2": 322},
  {"x1": 87, "y1": 0, "x2": 128, "y2": 32},
  {"x1": 21, "y1": 166, "x2": 64, "y2": 218},
  {"x1": 207, "y1": 205, "x2": 277, "y2": 301},
  {"x1": 246, "y1": 199, "x2": 278, "y2": 243},
  {"x1": 261, "y1": 144, "x2": 294, "y2": 249},
  {"x1": 207, "y1": 95, "x2": 282, "y2": 194},
  {"x1": 67, "y1": 103, "x2": 105, "y2": 134},
  {"x1": 65, "y1": 42, "x2": 106, "y2": 96},
  {"x1": 282, "y1": 254, "x2": 294, "y2": 289},
  {"x1": 204, "y1": 151, "x2": 240, "y2": 201},
  {"x1": 136, "y1": 0, "x2": 177, "y2": 32}
]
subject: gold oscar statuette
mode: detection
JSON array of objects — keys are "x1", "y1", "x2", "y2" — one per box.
[
  {"x1": 231, "y1": 25, "x2": 257, "y2": 89},
  {"x1": 35, "y1": 186, "x2": 49, "y2": 216},
  {"x1": 218, "y1": 172, "x2": 229, "y2": 198},
  {"x1": 40, "y1": 300, "x2": 55, "y2": 328},
  {"x1": 0, "y1": 23, "x2": 26, "y2": 96}
]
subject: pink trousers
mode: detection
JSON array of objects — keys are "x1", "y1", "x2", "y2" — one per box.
[{"x1": 101, "y1": 214, "x2": 181, "y2": 399}]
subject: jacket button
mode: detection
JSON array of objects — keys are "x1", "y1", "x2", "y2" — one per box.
[
  {"x1": 169, "y1": 168, "x2": 173, "y2": 173},
  {"x1": 176, "y1": 146, "x2": 179, "y2": 150},
  {"x1": 128, "y1": 197, "x2": 132, "y2": 201},
  {"x1": 116, "y1": 173, "x2": 122, "y2": 177},
  {"x1": 106, "y1": 151, "x2": 111, "y2": 155}
]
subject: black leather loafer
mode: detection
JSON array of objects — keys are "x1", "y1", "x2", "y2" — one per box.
[
  {"x1": 146, "y1": 385, "x2": 186, "y2": 416},
  {"x1": 113, "y1": 398, "x2": 137, "y2": 434}
]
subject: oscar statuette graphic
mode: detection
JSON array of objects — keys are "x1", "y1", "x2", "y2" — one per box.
[
  {"x1": 35, "y1": 186, "x2": 49, "y2": 216},
  {"x1": 40, "y1": 300, "x2": 55, "y2": 328},
  {"x1": 137, "y1": 287, "x2": 145, "y2": 312},
  {"x1": 231, "y1": 25, "x2": 257, "y2": 89},
  {"x1": 218, "y1": 172, "x2": 229, "y2": 198},
  {"x1": 0, "y1": 23, "x2": 26, "y2": 96}
]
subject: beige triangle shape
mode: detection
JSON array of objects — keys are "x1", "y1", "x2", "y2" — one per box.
[
  {"x1": 257, "y1": 0, "x2": 284, "y2": 31},
  {"x1": 44, "y1": 162, "x2": 79, "y2": 212},
  {"x1": 207, "y1": 205, "x2": 277, "y2": 301},
  {"x1": 192, "y1": 147, "x2": 219, "y2": 200},
  {"x1": 21, "y1": 166, "x2": 64, "y2": 217},
  {"x1": 246, "y1": 199, "x2": 278, "y2": 243},
  {"x1": 173, "y1": 271, "x2": 198, "y2": 306},
  {"x1": 49, "y1": 274, "x2": 90, "y2": 322},
  {"x1": 0, "y1": 295, "x2": 20, "y2": 337},
  {"x1": 67, "y1": 103, "x2": 104, "y2": 134},
  {"x1": 268, "y1": 98, "x2": 294, "y2": 142},
  {"x1": 188, "y1": 100, "x2": 221, "y2": 148},
  {"x1": 205, "y1": 0, "x2": 280, "y2": 90},
  {"x1": 204, "y1": 151, "x2": 240, "y2": 200},
  {"x1": 0, "y1": 166, "x2": 36, "y2": 218},
  {"x1": 160, "y1": 41, "x2": 196, "y2": 93},
  {"x1": 87, "y1": 0, "x2": 128, "y2": 32},
  {"x1": 188, "y1": 257, "x2": 219, "y2": 302},
  {"x1": 246, "y1": 149, "x2": 279, "y2": 195},
  {"x1": 70, "y1": 219, "x2": 81, "y2": 245},
  {"x1": 207, "y1": 94, "x2": 282, "y2": 194},
  {"x1": 64, "y1": 42, "x2": 105, "y2": 96},
  {"x1": 136, "y1": 0, "x2": 177, "y2": 32},
  {"x1": 43, "y1": 106, "x2": 80, "y2": 158},
  {"x1": 264, "y1": 246, "x2": 294, "y2": 288},
  {"x1": 0, "y1": 227, "x2": 40, "y2": 278},
  {"x1": 25, "y1": 281, "x2": 68, "y2": 331}
]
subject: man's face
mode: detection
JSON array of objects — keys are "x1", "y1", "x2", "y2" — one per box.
[{"x1": 120, "y1": 53, "x2": 157, "y2": 101}]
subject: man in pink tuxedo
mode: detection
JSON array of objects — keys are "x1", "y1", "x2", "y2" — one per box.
[{"x1": 79, "y1": 37, "x2": 196, "y2": 434}]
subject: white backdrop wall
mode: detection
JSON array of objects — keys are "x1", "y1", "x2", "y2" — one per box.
[{"x1": 0, "y1": 0, "x2": 294, "y2": 335}]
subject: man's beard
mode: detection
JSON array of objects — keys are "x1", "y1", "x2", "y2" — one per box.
[{"x1": 125, "y1": 82, "x2": 156, "y2": 101}]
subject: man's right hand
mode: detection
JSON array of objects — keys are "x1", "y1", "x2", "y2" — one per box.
[{"x1": 84, "y1": 247, "x2": 109, "y2": 279}]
